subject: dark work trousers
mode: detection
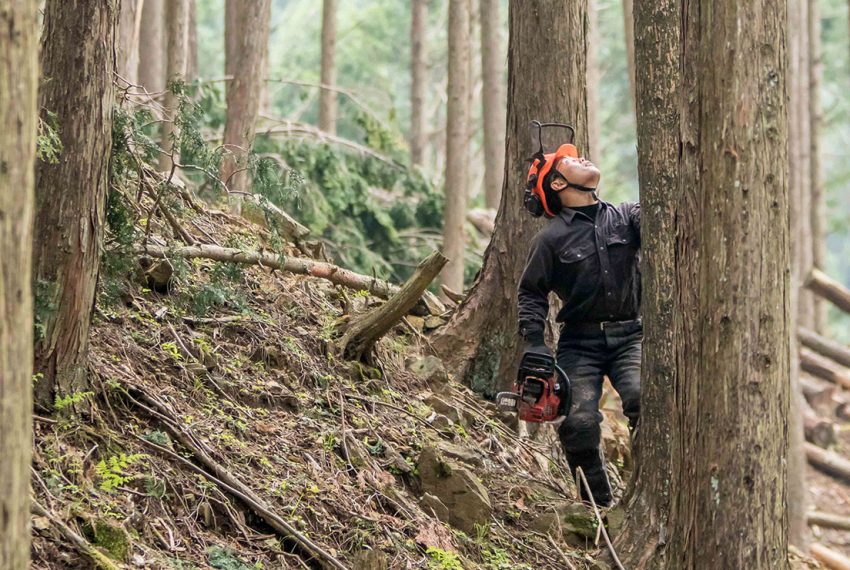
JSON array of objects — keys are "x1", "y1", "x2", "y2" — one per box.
[{"x1": 556, "y1": 320, "x2": 642, "y2": 505}]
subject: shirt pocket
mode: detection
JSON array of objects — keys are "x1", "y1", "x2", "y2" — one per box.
[
  {"x1": 606, "y1": 224, "x2": 636, "y2": 248},
  {"x1": 558, "y1": 241, "x2": 596, "y2": 264}
]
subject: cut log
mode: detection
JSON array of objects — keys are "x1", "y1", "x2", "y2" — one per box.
[
  {"x1": 800, "y1": 328, "x2": 850, "y2": 369},
  {"x1": 807, "y1": 269, "x2": 850, "y2": 316},
  {"x1": 805, "y1": 442, "x2": 850, "y2": 482},
  {"x1": 808, "y1": 511, "x2": 850, "y2": 531},
  {"x1": 811, "y1": 543, "x2": 850, "y2": 570},
  {"x1": 800, "y1": 348, "x2": 850, "y2": 390},
  {"x1": 136, "y1": 244, "x2": 444, "y2": 314},
  {"x1": 803, "y1": 401, "x2": 836, "y2": 448},
  {"x1": 338, "y1": 251, "x2": 447, "y2": 360}
]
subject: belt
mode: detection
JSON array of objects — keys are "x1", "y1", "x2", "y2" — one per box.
[{"x1": 563, "y1": 317, "x2": 642, "y2": 335}]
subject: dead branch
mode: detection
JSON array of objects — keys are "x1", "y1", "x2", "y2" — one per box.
[
  {"x1": 31, "y1": 500, "x2": 120, "y2": 570},
  {"x1": 338, "y1": 251, "x2": 447, "y2": 360},
  {"x1": 811, "y1": 543, "x2": 850, "y2": 570},
  {"x1": 807, "y1": 269, "x2": 850, "y2": 316},
  {"x1": 800, "y1": 328, "x2": 850, "y2": 369},
  {"x1": 800, "y1": 348, "x2": 850, "y2": 390},
  {"x1": 126, "y1": 389, "x2": 348, "y2": 570},
  {"x1": 805, "y1": 442, "x2": 850, "y2": 482},
  {"x1": 803, "y1": 400, "x2": 836, "y2": 448},
  {"x1": 239, "y1": 194, "x2": 310, "y2": 242},
  {"x1": 807, "y1": 511, "x2": 850, "y2": 531}
]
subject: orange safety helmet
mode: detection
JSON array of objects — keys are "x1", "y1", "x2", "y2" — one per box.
[{"x1": 524, "y1": 122, "x2": 580, "y2": 218}]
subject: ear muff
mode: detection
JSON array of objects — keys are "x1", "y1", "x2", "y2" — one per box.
[{"x1": 525, "y1": 144, "x2": 579, "y2": 218}]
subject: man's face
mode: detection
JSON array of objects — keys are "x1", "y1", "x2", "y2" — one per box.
[{"x1": 549, "y1": 156, "x2": 601, "y2": 192}]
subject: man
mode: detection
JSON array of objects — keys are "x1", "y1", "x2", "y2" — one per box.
[{"x1": 517, "y1": 153, "x2": 641, "y2": 507}]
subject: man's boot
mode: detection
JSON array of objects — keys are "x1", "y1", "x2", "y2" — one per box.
[{"x1": 566, "y1": 448, "x2": 612, "y2": 507}]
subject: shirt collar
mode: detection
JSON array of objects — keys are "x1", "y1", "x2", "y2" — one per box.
[{"x1": 558, "y1": 200, "x2": 608, "y2": 224}]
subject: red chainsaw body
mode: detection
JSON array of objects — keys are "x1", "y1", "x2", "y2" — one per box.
[{"x1": 497, "y1": 368, "x2": 569, "y2": 424}]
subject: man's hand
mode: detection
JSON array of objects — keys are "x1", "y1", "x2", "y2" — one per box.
[{"x1": 523, "y1": 343, "x2": 552, "y2": 359}]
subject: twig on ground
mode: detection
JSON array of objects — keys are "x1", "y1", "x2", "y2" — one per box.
[
  {"x1": 31, "y1": 499, "x2": 121, "y2": 570},
  {"x1": 575, "y1": 467, "x2": 625, "y2": 570}
]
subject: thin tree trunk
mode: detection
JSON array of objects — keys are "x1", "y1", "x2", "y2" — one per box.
[
  {"x1": 440, "y1": 0, "x2": 472, "y2": 295},
  {"x1": 187, "y1": 0, "x2": 198, "y2": 82},
  {"x1": 0, "y1": 1, "x2": 38, "y2": 565},
  {"x1": 480, "y1": 0, "x2": 505, "y2": 208},
  {"x1": 118, "y1": 0, "x2": 141, "y2": 84},
  {"x1": 809, "y1": 0, "x2": 826, "y2": 334},
  {"x1": 34, "y1": 0, "x2": 117, "y2": 409},
  {"x1": 616, "y1": 0, "x2": 791, "y2": 567},
  {"x1": 410, "y1": 0, "x2": 428, "y2": 167},
  {"x1": 622, "y1": 0, "x2": 636, "y2": 109},
  {"x1": 319, "y1": 0, "x2": 337, "y2": 134},
  {"x1": 432, "y1": 0, "x2": 589, "y2": 395},
  {"x1": 159, "y1": 0, "x2": 188, "y2": 171},
  {"x1": 586, "y1": 0, "x2": 599, "y2": 160},
  {"x1": 221, "y1": 0, "x2": 271, "y2": 214},
  {"x1": 137, "y1": 0, "x2": 164, "y2": 93}
]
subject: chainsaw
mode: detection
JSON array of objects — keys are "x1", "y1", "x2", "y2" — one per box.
[{"x1": 496, "y1": 352, "x2": 571, "y2": 424}]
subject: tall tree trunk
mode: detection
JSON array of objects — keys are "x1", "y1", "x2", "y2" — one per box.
[
  {"x1": 0, "y1": 1, "x2": 38, "y2": 565},
  {"x1": 118, "y1": 0, "x2": 141, "y2": 84},
  {"x1": 159, "y1": 0, "x2": 188, "y2": 172},
  {"x1": 480, "y1": 0, "x2": 505, "y2": 209},
  {"x1": 410, "y1": 0, "x2": 428, "y2": 167},
  {"x1": 34, "y1": 0, "x2": 117, "y2": 409},
  {"x1": 439, "y1": 0, "x2": 472, "y2": 295},
  {"x1": 319, "y1": 0, "x2": 337, "y2": 134},
  {"x1": 432, "y1": 0, "x2": 589, "y2": 395},
  {"x1": 622, "y1": 0, "x2": 636, "y2": 109},
  {"x1": 809, "y1": 0, "x2": 826, "y2": 334},
  {"x1": 187, "y1": 0, "x2": 198, "y2": 82},
  {"x1": 221, "y1": 0, "x2": 271, "y2": 214},
  {"x1": 586, "y1": 0, "x2": 599, "y2": 160},
  {"x1": 615, "y1": 0, "x2": 790, "y2": 567},
  {"x1": 137, "y1": 0, "x2": 164, "y2": 93}
]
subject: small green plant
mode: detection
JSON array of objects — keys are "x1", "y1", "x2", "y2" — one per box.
[
  {"x1": 54, "y1": 391, "x2": 94, "y2": 411},
  {"x1": 426, "y1": 547, "x2": 463, "y2": 570},
  {"x1": 37, "y1": 112, "x2": 63, "y2": 164},
  {"x1": 95, "y1": 453, "x2": 146, "y2": 492},
  {"x1": 161, "y1": 341, "x2": 183, "y2": 361}
]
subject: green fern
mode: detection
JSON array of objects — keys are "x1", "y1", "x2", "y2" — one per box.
[{"x1": 95, "y1": 453, "x2": 146, "y2": 492}]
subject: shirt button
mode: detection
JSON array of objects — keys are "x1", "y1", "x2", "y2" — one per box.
[
  {"x1": 604, "y1": 270, "x2": 608, "y2": 274},
  {"x1": 600, "y1": 246, "x2": 605, "y2": 250},
  {"x1": 607, "y1": 292, "x2": 613, "y2": 297}
]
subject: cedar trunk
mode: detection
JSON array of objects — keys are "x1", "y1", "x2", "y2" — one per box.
[
  {"x1": 319, "y1": 0, "x2": 337, "y2": 134},
  {"x1": 615, "y1": 0, "x2": 791, "y2": 567},
  {"x1": 137, "y1": 0, "x2": 164, "y2": 93},
  {"x1": 622, "y1": 0, "x2": 636, "y2": 109},
  {"x1": 410, "y1": 0, "x2": 428, "y2": 167},
  {"x1": 809, "y1": 0, "x2": 826, "y2": 333},
  {"x1": 221, "y1": 0, "x2": 271, "y2": 214},
  {"x1": 479, "y1": 0, "x2": 505, "y2": 209},
  {"x1": 159, "y1": 0, "x2": 188, "y2": 171},
  {"x1": 118, "y1": 0, "x2": 141, "y2": 84},
  {"x1": 586, "y1": 0, "x2": 599, "y2": 160},
  {"x1": 34, "y1": 0, "x2": 117, "y2": 408},
  {"x1": 439, "y1": 0, "x2": 472, "y2": 295},
  {"x1": 432, "y1": 0, "x2": 589, "y2": 395},
  {"x1": 0, "y1": 1, "x2": 38, "y2": 565},
  {"x1": 187, "y1": 0, "x2": 199, "y2": 82}
]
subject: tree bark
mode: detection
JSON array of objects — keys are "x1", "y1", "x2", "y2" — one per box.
[
  {"x1": 221, "y1": 0, "x2": 271, "y2": 214},
  {"x1": 118, "y1": 0, "x2": 141, "y2": 84},
  {"x1": 809, "y1": 0, "x2": 826, "y2": 334},
  {"x1": 34, "y1": 0, "x2": 117, "y2": 409},
  {"x1": 616, "y1": 0, "x2": 791, "y2": 566},
  {"x1": 137, "y1": 0, "x2": 164, "y2": 93},
  {"x1": 432, "y1": 0, "x2": 589, "y2": 395},
  {"x1": 439, "y1": 0, "x2": 472, "y2": 295},
  {"x1": 0, "y1": 1, "x2": 37, "y2": 565},
  {"x1": 319, "y1": 0, "x2": 337, "y2": 134},
  {"x1": 479, "y1": 0, "x2": 505, "y2": 209},
  {"x1": 159, "y1": 0, "x2": 188, "y2": 171},
  {"x1": 410, "y1": 0, "x2": 428, "y2": 167}
]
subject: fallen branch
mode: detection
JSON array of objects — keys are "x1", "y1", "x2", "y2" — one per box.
[
  {"x1": 126, "y1": 389, "x2": 348, "y2": 570},
  {"x1": 31, "y1": 500, "x2": 120, "y2": 570},
  {"x1": 803, "y1": 400, "x2": 836, "y2": 448},
  {"x1": 338, "y1": 251, "x2": 447, "y2": 360},
  {"x1": 800, "y1": 328, "x2": 850, "y2": 369},
  {"x1": 800, "y1": 348, "x2": 850, "y2": 390},
  {"x1": 805, "y1": 442, "x2": 850, "y2": 482},
  {"x1": 807, "y1": 511, "x2": 850, "y2": 531},
  {"x1": 800, "y1": 375, "x2": 838, "y2": 411},
  {"x1": 807, "y1": 269, "x2": 850, "y2": 316},
  {"x1": 239, "y1": 194, "x2": 310, "y2": 242},
  {"x1": 811, "y1": 543, "x2": 850, "y2": 570},
  {"x1": 575, "y1": 468, "x2": 625, "y2": 570}
]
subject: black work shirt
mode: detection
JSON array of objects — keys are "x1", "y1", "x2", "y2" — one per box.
[{"x1": 517, "y1": 200, "x2": 641, "y2": 343}]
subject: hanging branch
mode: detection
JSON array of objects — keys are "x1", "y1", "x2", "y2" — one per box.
[{"x1": 338, "y1": 250, "x2": 447, "y2": 360}]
